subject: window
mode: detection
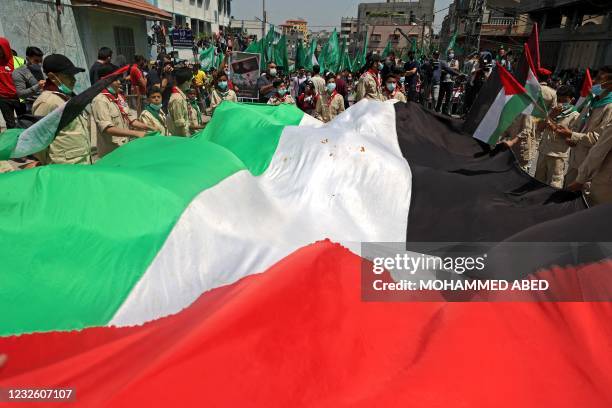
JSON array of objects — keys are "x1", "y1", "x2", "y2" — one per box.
[
  {"x1": 113, "y1": 26, "x2": 135, "y2": 63},
  {"x1": 370, "y1": 33, "x2": 381, "y2": 42}
]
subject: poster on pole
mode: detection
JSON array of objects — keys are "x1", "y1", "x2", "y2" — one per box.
[{"x1": 229, "y1": 52, "x2": 261, "y2": 99}]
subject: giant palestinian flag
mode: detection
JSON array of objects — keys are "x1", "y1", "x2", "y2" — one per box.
[{"x1": 1, "y1": 100, "x2": 611, "y2": 407}]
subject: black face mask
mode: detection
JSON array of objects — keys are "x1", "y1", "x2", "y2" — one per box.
[{"x1": 27, "y1": 64, "x2": 45, "y2": 81}]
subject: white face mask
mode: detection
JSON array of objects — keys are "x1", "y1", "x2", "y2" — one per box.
[{"x1": 269, "y1": 68, "x2": 277, "y2": 77}]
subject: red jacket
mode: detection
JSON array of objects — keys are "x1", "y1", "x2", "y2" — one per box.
[{"x1": 0, "y1": 37, "x2": 17, "y2": 99}]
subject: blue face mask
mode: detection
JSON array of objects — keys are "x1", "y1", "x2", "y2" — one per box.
[
  {"x1": 378, "y1": 62, "x2": 384, "y2": 71},
  {"x1": 149, "y1": 103, "x2": 162, "y2": 111},
  {"x1": 326, "y1": 83, "x2": 336, "y2": 92},
  {"x1": 218, "y1": 81, "x2": 228, "y2": 90},
  {"x1": 399, "y1": 77, "x2": 405, "y2": 84},
  {"x1": 278, "y1": 88, "x2": 287, "y2": 96},
  {"x1": 386, "y1": 83, "x2": 396, "y2": 92},
  {"x1": 592, "y1": 83, "x2": 603, "y2": 96},
  {"x1": 106, "y1": 86, "x2": 117, "y2": 95},
  {"x1": 561, "y1": 102, "x2": 573, "y2": 110}
]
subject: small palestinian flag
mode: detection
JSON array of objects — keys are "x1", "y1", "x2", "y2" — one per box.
[
  {"x1": 472, "y1": 63, "x2": 532, "y2": 145},
  {"x1": 521, "y1": 44, "x2": 548, "y2": 119},
  {"x1": 576, "y1": 68, "x2": 593, "y2": 111},
  {"x1": 0, "y1": 65, "x2": 131, "y2": 160},
  {"x1": 1, "y1": 101, "x2": 609, "y2": 407}
]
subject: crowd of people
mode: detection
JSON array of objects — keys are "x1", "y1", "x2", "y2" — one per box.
[{"x1": 1, "y1": 33, "x2": 611, "y2": 207}]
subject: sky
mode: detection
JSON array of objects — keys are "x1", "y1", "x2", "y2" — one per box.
[{"x1": 230, "y1": 0, "x2": 453, "y2": 33}]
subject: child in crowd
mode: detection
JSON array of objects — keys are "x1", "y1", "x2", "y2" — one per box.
[{"x1": 139, "y1": 86, "x2": 168, "y2": 135}]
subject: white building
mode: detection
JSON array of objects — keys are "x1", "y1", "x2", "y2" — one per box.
[
  {"x1": 149, "y1": 0, "x2": 232, "y2": 36},
  {"x1": 229, "y1": 20, "x2": 282, "y2": 42}
]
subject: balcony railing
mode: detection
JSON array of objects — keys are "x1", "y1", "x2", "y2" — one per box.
[{"x1": 486, "y1": 17, "x2": 517, "y2": 26}]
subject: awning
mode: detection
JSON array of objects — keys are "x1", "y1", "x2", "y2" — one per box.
[{"x1": 72, "y1": 0, "x2": 173, "y2": 21}]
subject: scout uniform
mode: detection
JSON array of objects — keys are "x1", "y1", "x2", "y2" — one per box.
[
  {"x1": 382, "y1": 88, "x2": 407, "y2": 103},
  {"x1": 534, "y1": 106, "x2": 580, "y2": 188},
  {"x1": 575, "y1": 124, "x2": 612, "y2": 205},
  {"x1": 267, "y1": 94, "x2": 295, "y2": 106},
  {"x1": 92, "y1": 90, "x2": 135, "y2": 158},
  {"x1": 32, "y1": 90, "x2": 91, "y2": 165},
  {"x1": 139, "y1": 106, "x2": 168, "y2": 136},
  {"x1": 167, "y1": 86, "x2": 193, "y2": 137},
  {"x1": 565, "y1": 96, "x2": 612, "y2": 186},
  {"x1": 188, "y1": 98, "x2": 204, "y2": 130},
  {"x1": 315, "y1": 90, "x2": 345, "y2": 123},
  {"x1": 209, "y1": 88, "x2": 237, "y2": 114},
  {"x1": 355, "y1": 69, "x2": 383, "y2": 102},
  {"x1": 502, "y1": 114, "x2": 537, "y2": 170}
]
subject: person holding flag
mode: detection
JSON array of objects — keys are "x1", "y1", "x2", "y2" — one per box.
[
  {"x1": 315, "y1": 73, "x2": 344, "y2": 123},
  {"x1": 355, "y1": 54, "x2": 384, "y2": 102},
  {"x1": 382, "y1": 72, "x2": 407, "y2": 103},
  {"x1": 564, "y1": 66, "x2": 612, "y2": 195},
  {"x1": 209, "y1": 71, "x2": 237, "y2": 114},
  {"x1": 167, "y1": 67, "x2": 200, "y2": 137},
  {"x1": 534, "y1": 85, "x2": 580, "y2": 188},
  {"x1": 139, "y1": 86, "x2": 168, "y2": 136},
  {"x1": 267, "y1": 79, "x2": 295, "y2": 106},
  {"x1": 558, "y1": 66, "x2": 612, "y2": 186},
  {"x1": 92, "y1": 64, "x2": 151, "y2": 158},
  {"x1": 31, "y1": 54, "x2": 91, "y2": 165}
]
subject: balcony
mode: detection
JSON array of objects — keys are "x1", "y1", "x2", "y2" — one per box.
[{"x1": 487, "y1": 17, "x2": 517, "y2": 26}]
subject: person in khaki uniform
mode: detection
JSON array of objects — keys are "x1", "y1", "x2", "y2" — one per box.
[
  {"x1": 92, "y1": 64, "x2": 150, "y2": 158},
  {"x1": 139, "y1": 86, "x2": 168, "y2": 136},
  {"x1": 31, "y1": 54, "x2": 91, "y2": 165},
  {"x1": 186, "y1": 88, "x2": 206, "y2": 131},
  {"x1": 315, "y1": 73, "x2": 345, "y2": 123},
  {"x1": 355, "y1": 54, "x2": 384, "y2": 102},
  {"x1": 267, "y1": 79, "x2": 295, "y2": 106},
  {"x1": 382, "y1": 73, "x2": 407, "y2": 103},
  {"x1": 556, "y1": 67, "x2": 612, "y2": 186},
  {"x1": 209, "y1": 72, "x2": 237, "y2": 114},
  {"x1": 502, "y1": 114, "x2": 537, "y2": 170},
  {"x1": 167, "y1": 67, "x2": 197, "y2": 136},
  {"x1": 569, "y1": 124, "x2": 612, "y2": 205},
  {"x1": 534, "y1": 85, "x2": 580, "y2": 188}
]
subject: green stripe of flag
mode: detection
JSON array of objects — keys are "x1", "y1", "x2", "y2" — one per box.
[{"x1": 0, "y1": 102, "x2": 304, "y2": 335}]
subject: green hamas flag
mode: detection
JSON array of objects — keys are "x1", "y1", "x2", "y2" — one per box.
[
  {"x1": 306, "y1": 37, "x2": 318, "y2": 70},
  {"x1": 381, "y1": 40, "x2": 392, "y2": 59},
  {"x1": 358, "y1": 32, "x2": 369, "y2": 69},
  {"x1": 199, "y1": 47, "x2": 216, "y2": 70},
  {"x1": 274, "y1": 35, "x2": 289, "y2": 70},
  {"x1": 446, "y1": 31, "x2": 457, "y2": 54},
  {"x1": 264, "y1": 25, "x2": 276, "y2": 65},
  {"x1": 320, "y1": 29, "x2": 340, "y2": 73},
  {"x1": 296, "y1": 40, "x2": 307, "y2": 69}
]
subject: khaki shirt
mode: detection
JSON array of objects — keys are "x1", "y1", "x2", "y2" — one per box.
[
  {"x1": 540, "y1": 83, "x2": 557, "y2": 111},
  {"x1": 267, "y1": 95, "x2": 295, "y2": 106},
  {"x1": 355, "y1": 72, "x2": 383, "y2": 102},
  {"x1": 568, "y1": 101, "x2": 612, "y2": 173},
  {"x1": 92, "y1": 93, "x2": 135, "y2": 158},
  {"x1": 382, "y1": 90, "x2": 407, "y2": 103},
  {"x1": 209, "y1": 88, "x2": 238, "y2": 114},
  {"x1": 167, "y1": 88, "x2": 192, "y2": 137},
  {"x1": 139, "y1": 109, "x2": 168, "y2": 136},
  {"x1": 538, "y1": 110, "x2": 580, "y2": 158},
  {"x1": 311, "y1": 76, "x2": 326, "y2": 96},
  {"x1": 315, "y1": 92, "x2": 345, "y2": 123},
  {"x1": 32, "y1": 91, "x2": 91, "y2": 165},
  {"x1": 576, "y1": 124, "x2": 612, "y2": 185},
  {"x1": 502, "y1": 113, "x2": 536, "y2": 167}
]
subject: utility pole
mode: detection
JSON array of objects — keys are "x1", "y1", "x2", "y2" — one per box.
[
  {"x1": 262, "y1": 0, "x2": 267, "y2": 40},
  {"x1": 420, "y1": 14, "x2": 426, "y2": 52}
]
